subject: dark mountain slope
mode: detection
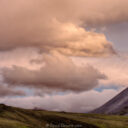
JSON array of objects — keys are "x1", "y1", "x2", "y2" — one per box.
[{"x1": 92, "y1": 88, "x2": 128, "y2": 115}]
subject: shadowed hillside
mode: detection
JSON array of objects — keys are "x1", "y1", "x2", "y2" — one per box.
[{"x1": 0, "y1": 104, "x2": 127, "y2": 128}]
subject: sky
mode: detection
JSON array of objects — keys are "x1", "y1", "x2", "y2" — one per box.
[{"x1": 0, "y1": 0, "x2": 128, "y2": 112}]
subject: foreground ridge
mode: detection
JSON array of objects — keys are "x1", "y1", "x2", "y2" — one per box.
[{"x1": 0, "y1": 104, "x2": 127, "y2": 127}]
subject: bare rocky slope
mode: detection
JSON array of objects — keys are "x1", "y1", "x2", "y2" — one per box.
[{"x1": 92, "y1": 88, "x2": 128, "y2": 115}]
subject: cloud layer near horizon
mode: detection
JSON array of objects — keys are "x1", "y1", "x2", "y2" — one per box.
[
  {"x1": 0, "y1": 89, "x2": 122, "y2": 112},
  {"x1": 0, "y1": 85, "x2": 25, "y2": 97}
]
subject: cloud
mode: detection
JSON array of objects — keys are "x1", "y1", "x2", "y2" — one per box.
[
  {"x1": 0, "y1": 0, "x2": 127, "y2": 110},
  {"x1": 0, "y1": 85, "x2": 25, "y2": 97},
  {"x1": 0, "y1": 48, "x2": 44, "y2": 71},
  {"x1": 1, "y1": 52, "x2": 105, "y2": 92},
  {"x1": 0, "y1": 0, "x2": 117, "y2": 56},
  {"x1": 0, "y1": 89, "x2": 122, "y2": 112},
  {"x1": 75, "y1": 53, "x2": 128, "y2": 87}
]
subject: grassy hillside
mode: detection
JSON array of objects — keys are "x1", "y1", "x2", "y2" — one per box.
[{"x1": 0, "y1": 104, "x2": 127, "y2": 128}]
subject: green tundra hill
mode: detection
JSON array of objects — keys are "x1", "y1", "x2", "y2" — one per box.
[{"x1": 0, "y1": 104, "x2": 127, "y2": 128}]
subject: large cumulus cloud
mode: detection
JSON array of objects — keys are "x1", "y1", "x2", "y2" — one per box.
[
  {"x1": 0, "y1": 0, "x2": 118, "y2": 56},
  {"x1": 2, "y1": 52, "x2": 105, "y2": 92}
]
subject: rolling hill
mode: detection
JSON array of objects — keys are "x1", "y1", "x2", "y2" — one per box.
[{"x1": 0, "y1": 104, "x2": 127, "y2": 128}]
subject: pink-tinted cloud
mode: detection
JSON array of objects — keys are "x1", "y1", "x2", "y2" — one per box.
[
  {"x1": 0, "y1": 85, "x2": 25, "y2": 97},
  {"x1": 2, "y1": 52, "x2": 105, "y2": 92},
  {"x1": 0, "y1": 0, "x2": 118, "y2": 56}
]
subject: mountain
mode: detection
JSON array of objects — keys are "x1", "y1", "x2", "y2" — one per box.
[{"x1": 92, "y1": 88, "x2": 128, "y2": 115}]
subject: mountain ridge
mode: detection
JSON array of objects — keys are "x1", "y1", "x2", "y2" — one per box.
[{"x1": 92, "y1": 88, "x2": 128, "y2": 115}]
